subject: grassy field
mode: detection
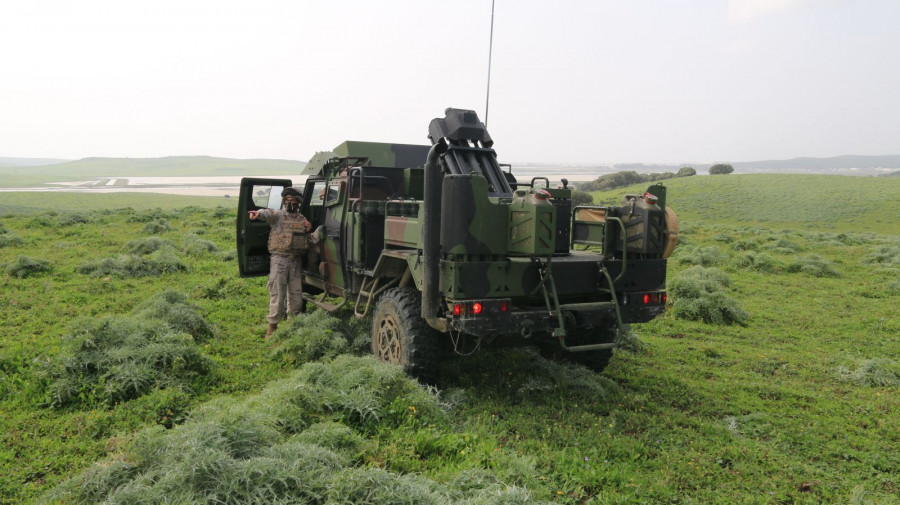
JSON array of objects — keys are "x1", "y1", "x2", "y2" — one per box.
[
  {"x1": 1, "y1": 174, "x2": 898, "y2": 504},
  {"x1": 592, "y1": 174, "x2": 900, "y2": 235},
  {"x1": 0, "y1": 192, "x2": 237, "y2": 215},
  {"x1": 0, "y1": 156, "x2": 305, "y2": 188}
]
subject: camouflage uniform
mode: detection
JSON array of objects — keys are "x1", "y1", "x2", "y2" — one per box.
[{"x1": 257, "y1": 208, "x2": 311, "y2": 324}]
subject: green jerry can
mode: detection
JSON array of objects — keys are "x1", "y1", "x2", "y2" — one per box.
[{"x1": 508, "y1": 189, "x2": 557, "y2": 255}]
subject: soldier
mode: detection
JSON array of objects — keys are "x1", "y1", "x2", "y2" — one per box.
[{"x1": 248, "y1": 187, "x2": 312, "y2": 338}]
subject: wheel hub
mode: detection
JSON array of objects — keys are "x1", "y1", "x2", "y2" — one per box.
[{"x1": 374, "y1": 313, "x2": 402, "y2": 363}]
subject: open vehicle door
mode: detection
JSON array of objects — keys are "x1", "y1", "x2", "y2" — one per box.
[{"x1": 236, "y1": 177, "x2": 292, "y2": 277}]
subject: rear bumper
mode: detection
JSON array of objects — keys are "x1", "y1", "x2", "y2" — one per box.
[{"x1": 447, "y1": 292, "x2": 666, "y2": 340}]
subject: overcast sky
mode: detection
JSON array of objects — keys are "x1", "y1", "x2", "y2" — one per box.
[{"x1": 1, "y1": 0, "x2": 898, "y2": 164}]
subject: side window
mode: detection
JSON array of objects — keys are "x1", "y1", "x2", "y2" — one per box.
[
  {"x1": 250, "y1": 185, "x2": 285, "y2": 209},
  {"x1": 325, "y1": 182, "x2": 342, "y2": 206},
  {"x1": 310, "y1": 181, "x2": 328, "y2": 207}
]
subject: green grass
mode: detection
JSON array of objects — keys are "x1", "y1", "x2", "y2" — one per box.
[
  {"x1": 1, "y1": 174, "x2": 899, "y2": 504},
  {"x1": 592, "y1": 173, "x2": 900, "y2": 234},
  {"x1": 0, "y1": 192, "x2": 237, "y2": 214}
]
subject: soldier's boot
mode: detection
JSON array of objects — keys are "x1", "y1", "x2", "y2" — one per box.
[{"x1": 265, "y1": 323, "x2": 278, "y2": 339}]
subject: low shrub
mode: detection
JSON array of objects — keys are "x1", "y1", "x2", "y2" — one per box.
[
  {"x1": 57, "y1": 213, "x2": 91, "y2": 226},
  {"x1": 5, "y1": 255, "x2": 53, "y2": 278},
  {"x1": 671, "y1": 291, "x2": 749, "y2": 325},
  {"x1": 733, "y1": 251, "x2": 781, "y2": 273},
  {"x1": 218, "y1": 250, "x2": 237, "y2": 262},
  {"x1": 889, "y1": 279, "x2": 900, "y2": 293},
  {"x1": 75, "y1": 247, "x2": 187, "y2": 278},
  {"x1": 862, "y1": 245, "x2": 900, "y2": 266},
  {"x1": 212, "y1": 206, "x2": 232, "y2": 218},
  {"x1": 45, "y1": 315, "x2": 214, "y2": 408},
  {"x1": 46, "y1": 355, "x2": 549, "y2": 505},
  {"x1": 126, "y1": 236, "x2": 175, "y2": 255},
  {"x1": 786, "y1": 254, "x2": 840, "y2": 277},
  {"x1": 837, "y1": 358, "x2": 900, "y2": 387},
  {"x1": 132, "y1": 289, "x2": 214, "y2": 340},
  {"x1": 669, "y1": 266, "x2": 732, "y2": 296},
  {"x1": 182, "y1": 233, "x2": 218, "y2": 256},
  {"x1": 669, "y1": 266, "x2": 748, "y2": 325},
  {"x1": 764, "y1": 238, "x2": 802, "y2": 254},
  {"x1": 268, "y1": 310, "x2": 351, "y2": 366},
  {"x1": 0, "y1": 230, "x2": 25, "y2": 248},
  {"x1": 143, "y1": 218, "x2": 171, "y2": 234},
  {"x1": 676, "y1": 245, "x2": 725, "y2": 266},
  {"x1": 292, "y1": 421, "x2": 373, "y2": 457},
  {"x1": 200, "y1": 276, "x2": 249, "y2": 300},
  {"x1": 127, "y1": 208, "x2": 174, "y2": 223},
  {"x1": 28, "y1": 215, "x2": 55, "y2": 227},
  {"x1": 731, "y1": 239, "x2": 758, "y2": 251}
]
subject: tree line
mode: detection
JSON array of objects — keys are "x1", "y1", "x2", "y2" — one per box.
[{"x1": 578, "y1": 164, "x2": 733, "y2": 192}]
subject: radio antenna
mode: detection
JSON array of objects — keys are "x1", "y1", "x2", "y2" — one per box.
[{"x1": 485, "y1": 0, "x2": 495, "y2": 128}]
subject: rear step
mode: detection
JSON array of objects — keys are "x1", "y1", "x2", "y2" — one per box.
[{"x1": 302, "y1": 292, "x2": 346, "y2": 312}]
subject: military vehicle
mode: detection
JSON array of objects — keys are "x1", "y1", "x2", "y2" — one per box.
[{"x1": 237, "y1": 108, "x2": 678, "y2": 379}]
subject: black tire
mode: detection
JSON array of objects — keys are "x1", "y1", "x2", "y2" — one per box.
[{"x1": 371, "y1": 287, "x2": 443, "y2": 382}]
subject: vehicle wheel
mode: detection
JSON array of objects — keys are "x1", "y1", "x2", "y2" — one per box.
[{"x1": 371, "y1": 287, "x2": 442, "y2": 382}]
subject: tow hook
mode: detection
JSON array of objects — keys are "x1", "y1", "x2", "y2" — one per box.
[{"x1": 520, "y1": 320, "x2": 534, "y2": 339}]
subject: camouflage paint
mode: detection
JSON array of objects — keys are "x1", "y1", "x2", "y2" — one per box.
[
  {"x1": 302, "y1": 151, "x2": 338, "y2": 176},
  {"x1": 438, "y1": 254, "x2": 609, "y2": 300},
  {"x1": 572, "y1": 208, "x2": 607, "y2": 247},
  {"x1": 441, "y1": 175, "x2": 508, "y2": 256},
  {"x1": 320, "y1": 236, "x2": 344, "y2": 295},
  {"x1": 239, "y1": 118, "x2": 675, "y2": 346},
  {"x1": 508, "y1": 190, "x2": 556, "y2": 255},
  {"x1": 385, "y1": 215, "x2": 421, "y2": 249},
  {"x1": 333, "y1": 141, "x2": 430, "y2": 168}
]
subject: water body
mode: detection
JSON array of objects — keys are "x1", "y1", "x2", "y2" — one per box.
[
  {"x1": 0, "y1": 168, "x2": 602, "y2": 197},
  {"x1": 0, "y1": 166, "x2": 891, "y2": 197}
]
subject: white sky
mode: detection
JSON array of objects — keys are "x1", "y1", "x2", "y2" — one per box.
[{"x1": 1, "y1": 0, "x2": 898, "y2": 164}]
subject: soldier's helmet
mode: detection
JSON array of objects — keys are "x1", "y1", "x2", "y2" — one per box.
[
  {"x1": 281, "y1": 187, "x2": 302, "y2": 212},
  {"x1": 281, "y1": 187, "x2": 301, "y2": 199}
]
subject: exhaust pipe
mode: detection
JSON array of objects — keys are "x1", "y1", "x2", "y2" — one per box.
[{"x1": 422, "y1": 140, "x2": 446, "y2": 320}]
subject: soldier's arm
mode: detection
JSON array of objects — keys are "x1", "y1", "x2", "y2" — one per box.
[{"x1": 257, "y1": 208, "x2": 279, "y2": 225}]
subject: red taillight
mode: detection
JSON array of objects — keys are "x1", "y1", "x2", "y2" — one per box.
[
  {"x1": 662, "y1": 293, "x2": 667, "y2": 303},
  {"x1": 453, "y1": 304, "x2": 461, "y2": 316},
  {"x1": 643, "y1": 294, "x2": 651, "y2": 305},
  {"x1": 473, "y1": 302, "x2": 483, "y2": 315},
  {"x1": 501, "y1": 301, "x2": 508, "y2": 312}
]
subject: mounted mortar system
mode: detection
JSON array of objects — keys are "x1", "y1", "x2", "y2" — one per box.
[{"x1": 237, "y1": 108, "x2": 679, "y2": 379}]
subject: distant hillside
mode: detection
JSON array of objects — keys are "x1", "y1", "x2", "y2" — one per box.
[
  {"x1": 612, "y1": 154, "x2": 900, "y2": 173},
  {"x1": 733, "y1": 154, "x2": 900, "y2": 171},
  {"x1": 0, "y1": 157, "x2": 71, "y2": 168}
]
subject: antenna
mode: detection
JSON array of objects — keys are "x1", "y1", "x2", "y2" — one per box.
[{"x1": 485, "y1": 0, "x2": 495, "y2": 128}]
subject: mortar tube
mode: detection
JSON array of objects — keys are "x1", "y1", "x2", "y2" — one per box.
[{"x1": 422, "y1": 141, "x2": 446, "y2": 320}]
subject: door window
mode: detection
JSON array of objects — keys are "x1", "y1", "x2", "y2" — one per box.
[{"x1": 250, "y1": 185, "x2": 285, "y2": 209}]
